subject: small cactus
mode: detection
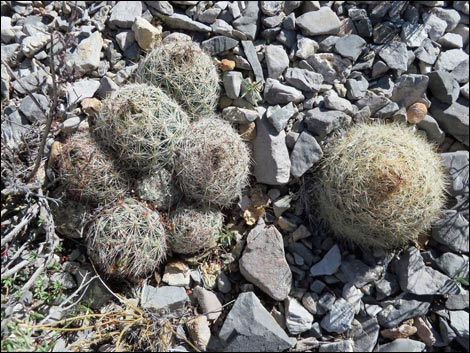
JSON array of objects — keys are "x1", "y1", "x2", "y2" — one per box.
[
  {"x1": 135, "y1": 41, "x2": 219, "y2": 119},
  {"x1": 136, "y1": 168, "x2": 182, "y2": 211},
  {"x1": 86, "y1": 199, "x2": 168, "y2": 279},
  {"x1": 95, "y1": 83, "x2": 189, "y2": 172},
  {"x1": 175, "y1": 118, "x2": 251, "y2": 207},
  {"x1": 57, "y1": 131, "x2": 129, "y2": 205},
  {"x1": 311, "y1": 123, "x2": 447, "y2": 250},
  {"x1": 168, "y1": 205, "x2": 223, "y2": 255}
]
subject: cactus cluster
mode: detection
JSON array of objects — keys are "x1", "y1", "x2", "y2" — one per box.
[
  {"x1": 311, "y1": 123, "x2": 447, "y2": 250},
  {"x1": 55, "y1": 39, "x2": 251, "y2": 279}
]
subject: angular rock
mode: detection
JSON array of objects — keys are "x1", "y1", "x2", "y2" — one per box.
[
  {"x1": 430, "y1": 99, "x2": 469, "y2": 146},
  {"x1": 424, "y1": 13, "x2": 447, "y2": 41},
  {"x1": 350, "y1": 317, "x2": 380, "y2": 352},
  {"x1": 219, "y1": 292, "x2": 294, "y2": 352},
  {"x1": 146, "y1": 1, "x2": 173, "y2": 16},
  {"x1": 304, "y1": 108, "x2": 351, "y2": 137},
  {"x1": 159, "y1": 13, "x2": 212, "y2": 32},
  {"x1": 446, "y1": 291, "x2": 469, "y2": 310},
  {"x1": 335, "y1": 34, "x2": 366, "y2": 61},
  {"x1": 19, "y1": 93, "x2": 49, "y2": 123},
  {"x1": 301, "y1": 292, "x2": 318, "y2": 315},
  {"x1": 239, "y1": 223, "x2": 292, "y2": 300},
  {"x1": 390, "y1": 74, "x2": 429, "y2": 108},
  {"x1": 431, "y1": 7, "x2": 461, "y2": 31},
  {"x1": 198, "y1": 8, "x2": 222, "y2": 24},
  {"x1": 324, "y1": 93, "x2": 354, "y2": 115},
  {"x1": 395, "y1": 247, "x2": 460, "y2": 295},
  {"x1": 266, "y1": 103, "x2": 296, "y2": 133},
  {"x1": 449, "y1": 311, "x2": 469, "y2": 346},
  {"x1": 427, "y1": 71, "x2": 460, "y2": 104},
  {"x1": 417, "y1": 115, "x2": 445, "y2": 144},
  {"x1": 223, "y1": 71, "x2": 243, "y2": 99},
  {"x1": 162, "y1": 261, "x2": 190, "y2": 287},
  {"x1": 21, "y1": 32, "x2": 50, "y2": 58},
  {"x1": 186, "y1": 316, "x2": 211, "y2": 351},
  {"x1": 290, "y1": 132, "x2": 323, "y2": 178},
  {"x1": 378, "y1": 339, "x2": 426, "y2": 352},
  {"x1": 265, "y1": 45, "x2": 289, "y2": 79},
  {"x1": 192, "y1": 286, "x2": 223, "y2": 321},
  {"x1": 232, "y1": 1, "x2": 259, "y2": 40},
  {"x1": 132, "y1": 16, "x2": 161, "y2": 51},
  {"x1": 310, "y1": 245, "x2": 341, "y2": 277},
  {"x1": 319, "y1": 340, "x2": 354, "y2": 352},
  {"x1": 377, "y1": 295, "x2": 432, "y2": 328},
  {"x1": 306, "y1": 53, "x2": 351, "y2": 84},
  {"x1": 241, "y1": 40, "x2": 264, "y2": 83},
  {"x1": 296, "y1": 7, "x2": 341, "y2": 36},
  {"x1": 401, "y1": 23, "x2": 427, "y2": 48},
  {"x1": 346, "y1": 75, "x2": 369, "y2": 100},
  {"x1": 222, "y1": 106, "x2": 258, "y2": 124},
  {"x1": 141, "y1": 285, "x2": 188, "y2": 317},
  {"x1": 66, "y1": 80, "x2": 100, "y2": 105},
  {"x1": 340, "y1": 259, "x2": 382, "y2": 288},
  {"x1": 68, "y1": 31, "x2": 103, "y2": 73},
  {"x1": 1, "y1": 43, "x2": 20, "y2": 67},
  {"x1": 379, "y1": 41, "x2": 408, "y2": 72},
  {"x1": 413, "y1": 316, "x2": 436, "y2": 347},
  {"x1": 451, "y1": 58, "x2": 469, "y2": 84},
  {"x1": 109, "y1": 1, "x2": 143, "y2": 28},
  {"x1": 320, "y1": 298, "x2": 355, "y2": 334},
  {"x1": 296, "y1": 36, "x2": 319, "y2": 60},
  {"x1": 438, "y1": 33, "x2": 464, "y2": 49},
  {"x1": 202, "y1": 36, "x2": 238, "y2": 55},
  {"x1": 285, "y1": 297, "x2": 314, "y2": 335},
  {"x1": 264, "y1": 78, "x2": 304, "y2": 105},
  {"x1": 440, "y1": 151, "x2": 469, "y2": 197},
  {"x1": 434, "y1": 252, "x2": 469, "y2": 279},
  {"x1": 284, "y1": 68, "x2": 323, "y2": 93},
  {"x1": 432, "y1": 210, "x2": 469, "y2": 253},
  {"x1": 435, "y1": 49, "x2": 468, "y2": 72},
  {"x1": 96, "y1": 77, "x2": 119, "y2": 99},
  {"x1": 217, "y1": 272, "x2": 232, "y2": 294}
]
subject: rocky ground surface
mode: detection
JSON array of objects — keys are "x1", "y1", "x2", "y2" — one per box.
[{"x1": 1, "y1": 1, "x2": 469, "y2": 352}]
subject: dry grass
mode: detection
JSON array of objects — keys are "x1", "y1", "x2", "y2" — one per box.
[
  {"x1": 136, "y1": 168, "x2": 182, "y2": 211},
  {"x1": 135, "y1": 41, "x2": 219, "y2": 119},
  {"x1": 175, "y1": 118, "x2": 251, "y2": 207},
  {"x1": 86, "y1": 199, "x2": 168, "y2": 279},
  {"x1": 169, "y1": 205, "x2": 223, "y2": 255},
  {"x1": 95, "y1": 83, "x2": 189, "y2": 172},
  {"x1": 57, "y1": 131, "x2": 129, "y2": 205},
  {"x1": 310, "y1": 122, "x2": 447, "y2": 250}
]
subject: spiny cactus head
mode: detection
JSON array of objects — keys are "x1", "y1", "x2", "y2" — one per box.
[
  {"x1": 86, "y1": 198, "x2": 168, "y2": 279},
  {"x1": 313, "y1": 122, "x2": 447, "y2": 250}
]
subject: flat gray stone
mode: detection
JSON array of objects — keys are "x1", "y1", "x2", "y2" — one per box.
[
  {"x1": 427, "y1": 71, "x2": 460, "y2": 104},
  {"x1": 21, "y1": 32, "x2": 50, "y2": 58},
  {"x1": 265, "y1": 45, "x2": 289, "y2": 79},
  {"x1": 146, "y1": 1, "x2": 173, "y2": 16},
  {"x1": 192, "y1": 286, "x2": 223, "y2": 321},
  {"x1": 239, "y1": 223, "x2": 292, "y2": 300},
  {"x1": 109, "y1": 1, "x2": 142, "y2": 28},
  {"x1": 96, "y1": 76, "x2": 119, "y2": 99},
  {"x1": 430, "y1": 99, "x2": 469, "y2": 146},
  {"x1": 378, "y1": 339, "x2": 426, "y2": 352},
  {"x1": 424, "y1": 13, "x2": 447, "y2": 41},
  {"x1": 350, "y1": 317, "x2": 380, "y2": 352},
  {"x1": 375, "y1": 273, "x2": 400, "y2": 301},
  {"x1": 141, "y1": 285, "x2": 188, "y2": 317},
  {"x1": 390, "y1": 74, "x2": 429, "y2": 108},
  {"x1": 202, "y1": 36, "x2": 238, "y2": 55},
  {"x1": 319, "y1": 340, "x2": 354, "y2": 352},
  {"x1": 266, "y1": 102, "x2": 296, "y2": 133},
  {"x1": 296, "y1": 7, "x2": 340, "y2": 36},
  {"x1": 232, "y1": 1, "x2": 259, "y2": 40},
  {"x1": 340, "y1": 259, "x2": 382, "y2": 288},
  {"x1": 296, "y1": 36, "x2": 319, "y2": 60},
  {"x1": 435, "y1": 49, "x2": 468, "y2": 71},
  {"x1": 446, "y1": 291, "x2": 469, "y2": 310},
  {"x1": 417, "y1": 115, "x2": 445, "y2": 144},
  {"x1": 222, "y1": 106, "x2": 258, "y2": 123},
  {"x1": 290, "y1": 132, "x2": 323, "y2": 178},
  {"x1": 253, "y1": 113, "x2": 291, "y2": 185},
  {"x1": 159, "y1": 13, "x2": 212, "y2": 32},
  {"x1": 440, "y1": 151, "x2": 469, "y2": 197},
  {"x1": 415, "y1": 38, "x2": 440, "y2": 65},
  {"x1": 432, "y1": 210, "x2": 469, "y2": 253},
  {"x1": 395, "y1": 247, "x2": 460, "y2": 295},
  {"x1": 219, "y1": 292, "x2": 294, "y2": 352},
  {"x1": 284, "y1": 68, "x2": 323, "y2": 93},
  {"x1": 19, "y1": 93, "x2": 49, "y2": 123},
  {"x1": 346, "y1": 74, "x2": 369, "y2": 100},
  {"x1": 68, "y1": 31, "x2": 103, "y2": 73},
  {"x1": 223, "y1": 71, "x2": 243, "y2": 99},
  {"x1": 434, "y1": 252, "x2": 469, "y2": 279},
  {"x1": 438, "y1": 33, "x2": 464, "y2": 49},
  {"x1": 241, "y1": 40, "x2": 264, "y2": 83},
  {"x1": 379, "y1": 41, "x2": 408, "y2": 72},
  {"x1": 1, "y1": 104, "x2": 29, "y2": 150},
  {"x1": 451, "y1": 58, "x2": 469, "y2": 84},
  {"x1": 310, "y1": 245, "x2": 341, "y2": 277},
  {"x1": 335, "y1": 34, "x2": 366, "y2": 61},
  {"x1": 377, "y1": 295, "x2": 431, "y2": 328},
  {"x1": 264, "y1": 78, "x2": 304, "y2": 105},
  {"x1": 304, "y1": 108, "x2": 351, "y2": 137},
  {"x1": 306, "y1": 53, "x2": 351, "y2": 84},
  {"x1": 449, "y1": 311, "x2": 469, "y2": 344},
  {"x1": 320, "y1": 298, "x2": 355, "y2": 334},
  {"x1": 324, "y1": 93, "x2": 354, "y2": 115},
  {"x1": 431, "y1": 7, "x2": 461, "y2": 31},
  {"x1": 66, "y1": 79, "x2": 100, "y2": 105},
  {"x1": 285, "y1": 297, "x2": 314, "y2": 335}
]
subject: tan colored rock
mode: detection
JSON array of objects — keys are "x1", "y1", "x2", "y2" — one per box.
[
  {"x1": 239, "y1": 122, "x2": 256, "y2": 141},
  {"x1": 413, "y1": 316, "x2": 436, "y2": 347},
  {"x1": 186, "y1": 316, "x2": 211, "y2": 351},
  {"x1": 381, "y1": 322, "x2": 417, "y2": 340},
  {"x1": 132, "y1": 16, "x2": 162, "y2": 51},
  {"x1": 81, "y1": 97, "x2": 102, "y2": 116},
  {"x1": 220, "y1": 59, "x2": 236, "y2": 71},
  {"x1": 406, "y1": 102, "x2": 428, "y2": 124}
]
